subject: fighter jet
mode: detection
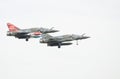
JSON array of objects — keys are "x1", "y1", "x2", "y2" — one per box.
[
  {"x1": 6, "y1": 23, "x2": 59, "y2": 41},
  {"x1": 39, "y1": 33, "x2": 90, "y2": 48}
]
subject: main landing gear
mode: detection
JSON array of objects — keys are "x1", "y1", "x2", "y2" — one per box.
[
  {"x1": 58, "y1": 43, "x2": 61, "y2": 48},
  {"x1": 26, "y1": 37, "x2": 29, "y2": 41}
]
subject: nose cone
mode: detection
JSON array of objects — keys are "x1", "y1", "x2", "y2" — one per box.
[
  {"x1": 43, "y1": 29, "x2": 59, "y2": 33},
  {"x1": 81, "y1": 36, "x2": 90, "y2": 39},
  {"x1": 49, "y1": 29, "x2": 59, "y2": 33},
  {"x1": 72, "y1": 34, "x2": 90, "y2": 40}
]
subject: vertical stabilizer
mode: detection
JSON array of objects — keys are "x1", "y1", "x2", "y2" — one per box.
[{"x1": 7, "y1": 23, "x2": 20, "y2": 32}]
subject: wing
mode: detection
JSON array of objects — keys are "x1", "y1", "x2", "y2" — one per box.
[
  {"x1": 47, "y1": 37, "x2": 73, "y2": 48},
  {"x1": 48, "y1": 36, "x2": 73, "y2": 43},
  {"x1": 40, "y1": 27, "x2": 59, "y2": 33},
  {"x1": 40, "y1": 34, "x2": 73, "y2": 48}
]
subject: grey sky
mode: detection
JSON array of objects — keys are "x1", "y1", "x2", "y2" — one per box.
[{"x1": 0, "y1": 0, "x2": 120, "y2": 79}]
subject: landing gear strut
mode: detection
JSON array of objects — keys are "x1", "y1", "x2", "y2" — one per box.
[
  {"x1": 58, "y1": 43, "x2": 61, "y2": 48},
  {"x1": 76, "y1": 40, "x2": 78, "y2": 45}
]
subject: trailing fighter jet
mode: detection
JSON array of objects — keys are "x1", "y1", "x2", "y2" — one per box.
[
  {"x1": 6, "y1": 23, "x2": 59, "y2": 41},
  {"x1": 39, "y1": 33, "x2": 90, "y2": 48}
]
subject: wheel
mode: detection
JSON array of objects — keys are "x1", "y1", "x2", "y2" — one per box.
[
  {"x1": 26, "y1": 38, "x2": 29, "y2": 41},
  {"x1": 58, "y1": 43, "x2": 61, "y2": 48}
]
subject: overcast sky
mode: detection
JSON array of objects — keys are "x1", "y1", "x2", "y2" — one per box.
[{"x1": 0, "y1": 0, "x2": 120, "y2": 79}]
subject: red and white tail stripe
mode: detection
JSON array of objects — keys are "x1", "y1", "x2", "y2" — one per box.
[{"x1": 7, "y1": 23, "x2": 20, "y2": 32}]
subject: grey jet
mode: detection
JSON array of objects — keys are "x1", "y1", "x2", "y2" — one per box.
[
  {"x1": 7, "y1": 23, "x2": 59, "y2": 41},
  {"x1": 39, "y1": 33, "x2": 90, "y2": 48}
]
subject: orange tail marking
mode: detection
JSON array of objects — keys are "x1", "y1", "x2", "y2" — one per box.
[{"x1": 7, "y1": 23, "x2": 20, "y2": 32}]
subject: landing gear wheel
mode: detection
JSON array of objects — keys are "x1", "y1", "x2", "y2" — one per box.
[
  {"x1": 58, "y1": 43, "x2": 61, "y2": 48},
  {"x1": 26, "y1": 38, "x2": 29, "y2": 41}
]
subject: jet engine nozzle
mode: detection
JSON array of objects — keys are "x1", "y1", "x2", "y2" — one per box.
[{"x1": 7, "y1": 31, "x2": 14, "y2": 36}]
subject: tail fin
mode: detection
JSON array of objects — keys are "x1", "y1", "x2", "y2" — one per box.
[{"x1": 7, "y1": 23, "x2": 20, "y2": 32}]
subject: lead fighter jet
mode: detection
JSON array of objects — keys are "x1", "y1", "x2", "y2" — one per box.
[
  {"x1": 7, "y1": 23, "x2": 59, "y2": 41},
  {"x1": 39, "y1": 34, "x2": 90, "y2": 48}
]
